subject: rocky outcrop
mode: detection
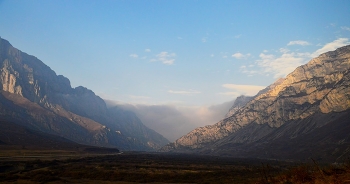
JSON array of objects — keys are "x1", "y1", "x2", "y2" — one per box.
[
  {"x1": 0, "y1": 37, "x2": 169, "y2": 151},
  {"x1": 225, "y1": 95, "x2": 253, "y2": 118},
  {"x1": 162, "y1": 45, "x2": 350, "y2": 161},
  {"x1": 224, "y1": 78, "x2": 285, "y2": 118}
]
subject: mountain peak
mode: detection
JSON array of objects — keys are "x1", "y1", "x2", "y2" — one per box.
[
  {"x1": 162, "y1": 45, "x2": 350, "y2": 161},
  {"x1": 0, "y1": 37, "x2": 169, "y2": 151}
]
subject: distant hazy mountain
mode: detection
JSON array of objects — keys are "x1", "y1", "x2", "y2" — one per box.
[
  {"x1": 0, "y1": 37, "x2": 169, "y2": 151},
  {"x1": 162, "y1": 45, "x2": 350, "y2": 162}
]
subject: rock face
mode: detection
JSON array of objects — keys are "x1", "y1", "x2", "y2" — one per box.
[
  {"x1": 0, "y1": 37, "x2": 169, "y2": 151},
  {"x1": 162, "y1": 45, "x2": 350, "y2": 161},
  {"x1": 225, "y1": 95, "x2": 253, "y2": 118},
  {"x1": 224, "y1": 78, "x2": 285, "y2": 118}
]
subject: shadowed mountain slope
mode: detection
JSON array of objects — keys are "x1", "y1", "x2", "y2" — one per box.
[{"x1": 0, "y1": 37, "x2": 169, "y2": 151}]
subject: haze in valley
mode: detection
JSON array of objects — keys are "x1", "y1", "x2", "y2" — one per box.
[{"x1": 1, "y1": 0, "x2": 350, "y2": 141}]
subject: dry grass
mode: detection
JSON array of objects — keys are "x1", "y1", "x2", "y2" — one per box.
[
  {"x1": 255, "y1": 159, "x2": 350, "y2": 184},
  {"x1": 1, "y1": 151, "x2": 350, "y2": 184}
]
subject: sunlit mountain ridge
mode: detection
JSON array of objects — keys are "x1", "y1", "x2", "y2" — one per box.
[{"x1": 162, "y1": 45, "x2": 350, "y2": 162}]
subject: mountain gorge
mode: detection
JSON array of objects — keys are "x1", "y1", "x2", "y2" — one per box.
[
  {"x1": 162, "y1": 45, "x2": 350, "y2": 162},
  {"x1": 0, "y1": 37, "x2": 169, "y2": 151}
]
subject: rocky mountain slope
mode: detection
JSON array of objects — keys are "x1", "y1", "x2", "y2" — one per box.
[
  {"x1": 224, "y1": 95, "x2": 253, "y2": 118},
  {"x1": 162, "y1": 45, "x2": 350, "y2": 162},
  {"x1": 224, "y1": 78, "x2": 284, "y2": 118},
  {"x1": 0, "y1": 37, "x2": 169, "y2": 151}
]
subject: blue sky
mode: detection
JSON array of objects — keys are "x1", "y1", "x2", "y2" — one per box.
[
  {"x1": 1, "y1": 0, "x2": 350, "y2": 140},
  {"x1": 1, "y1": 0, "x2": 350, "y2": 105}
]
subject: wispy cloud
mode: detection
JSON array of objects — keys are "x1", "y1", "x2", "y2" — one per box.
[
  {"x1": 220, "y1": 84, "x2": 265, "y2": 97},
  {"x1": 234, "y1": 34, "x2": 242, "y2": 39},
  {"x1": 241, "y1": 38, "x2": 349, "y2": 78},
  {"x1": 202, "y1": 37, "x2": 207, "y2": 43},
  {"x1": 145, "y1": 49, "x2": 151, "y2": 52},
  {"x1": 257, "y1": 51, "x2": 308, "y2": 78},
  {"x1": 220, "y1": 52, "x2": 229, "y2": 59},
  {"x1": 239, "y1": 66, "x2": 259, "y2": 77},
  {"x1": 129, "y1": 54, "x2": 138, "y2": 58},
  {"x1": 311, "y1": 38, "x2": 349, "y2": 57},
  {"x1": 232, "y1": 52, "x2": 251, "y2": 59},
  {"x1": 287, "y1": 40, "x2": 311, "y2": 46},
  {"x1": 342, "y1": 26, "x2": 350, "y2": 31},
  {"x1": 168, "y1": 89, "x2": 201, "y2": 95},
  {"x1": 151, "y1": 52, "x2": 176, "y2": 65}
]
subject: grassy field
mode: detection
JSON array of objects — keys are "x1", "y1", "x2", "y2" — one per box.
[{"x1": 1, "y1": 151, "x2": 350, "y2": 183}]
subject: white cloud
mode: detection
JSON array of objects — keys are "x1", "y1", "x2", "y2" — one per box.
[
  {"x1": 257, "y1": 52, "x2": 307, "y2": 78},
  {"x1": 151, "y1": 52, "x2": 176, "y2": 65},
  {"x1": 287, "y1": 40, "x2": 311, "y2": 46},
  {"x1": 168, "y1": 89, "x2": 201, "y2": 95},
  {"x1": 232, "y1": 52, "x2": 251, "y2": 59},
  {"x1": 220, "y1": 84, "x2": 266, "y2": 97},
  {"x1": 240, "y1": 51, "x2": 309, "y2": 78},
  {"x1": 129, "y1": 54, "x2": 138, "y2": 58},
  {"x1": 239, "y1": 65, "x2": 259, "y2": 76},
  {"x1": 311, "y1": 38, "x2": 350, "y2": 57},
  {"x1": 241, "y1": 38, "x2": 349, "y2": 78},
  {"x1": 342, "y1": 26, "x2": 350, "y2": 31},
  {"x1": 202, "y1": 37, "x2": 207, "y2": 43},
  {"x1": 145, "y1": 49, "x2": 151, "y2": 52},
  {"x1": 259, "y1": 53, "x2": 274, "y2": 60},
  {"x1": 279, "y1": 48, "x2": 290, "y2": 53}
]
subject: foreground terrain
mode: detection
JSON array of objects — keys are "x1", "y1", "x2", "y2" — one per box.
[{"x1": 1, "y1": 152, "x2": 350, "y2": 184}]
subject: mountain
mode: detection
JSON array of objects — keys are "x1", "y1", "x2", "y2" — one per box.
[
  {"x1": 0, "y1": 37, "x2": 169, "y2": 151},
  {"x1": 0, "y1": 120, "x2": 122, "y2": 154},
  {"x1": 162, "y1": 45, "x2": 350, "y2": 162},
  {"x1": 224, "y1": 78, "x2": 284, "y2": 118},
  {"x1": 224, "y1": 95, "x2": 254, "y2": 118}
]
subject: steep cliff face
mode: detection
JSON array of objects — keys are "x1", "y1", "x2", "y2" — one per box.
[
  {"x1": 162, "y1": 45, "x2": 350, "y2": 161},
  {"x1": 225, "y1": 95, "x2": 253, "y2": 118},
  {"x1": 224, "y1": 78, "x2": 285, "y2": 118},
  {"x1": 0, "y1": 37, "x2": 169, "y2": 151}
]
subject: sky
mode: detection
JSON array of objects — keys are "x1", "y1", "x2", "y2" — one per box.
[{"x1": 1, "y1": 0, "x2": 350, "y2": 141}]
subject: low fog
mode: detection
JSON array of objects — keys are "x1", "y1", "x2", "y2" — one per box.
[{"x1": 105, "y1": 100, "x2": 234, "y2": 141}]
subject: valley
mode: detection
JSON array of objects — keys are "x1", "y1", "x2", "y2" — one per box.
[
  {"x1": 1, "y1": 151, "x2": 350, "y2": 184},
  {"x1": 1, "y1": 1, "x2": 350, "y2": 183},
  {"x1": 0, "y1": 36, "x2": 350, "y2": 183}
]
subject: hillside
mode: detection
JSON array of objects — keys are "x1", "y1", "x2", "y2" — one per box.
[
  {"x1": 0, "y1": 37, "x2": 169, "y2": 151},
  {"x1": 162, "y1": 45, "x2": 350, "y2": 162}
]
